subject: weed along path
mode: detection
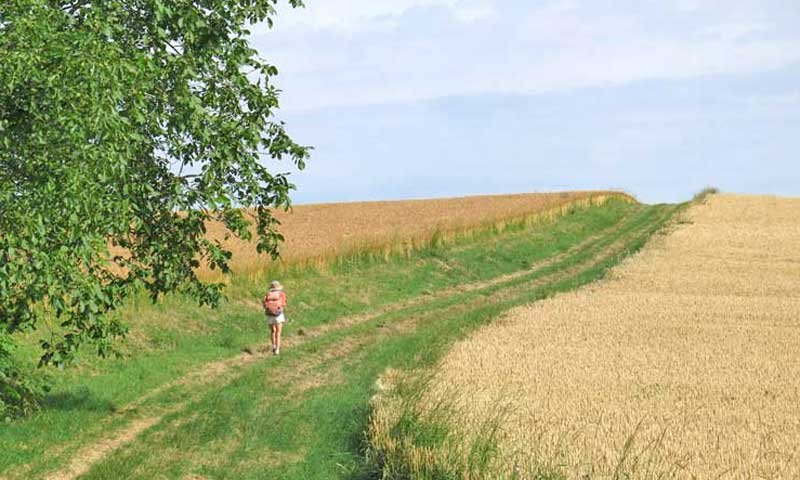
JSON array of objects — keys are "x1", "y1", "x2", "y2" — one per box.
[{"x1": 1, "y1": 200, "x2": 678, "y2": 479}]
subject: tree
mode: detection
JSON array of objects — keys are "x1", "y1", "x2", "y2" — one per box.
[{"x1": 0, "y1": 0, "x2": 309, "y2": 411}]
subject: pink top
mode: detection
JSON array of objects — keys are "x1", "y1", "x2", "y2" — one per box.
[{"x1": 263, "y1": 289, "x2": 287, "y2": 315}]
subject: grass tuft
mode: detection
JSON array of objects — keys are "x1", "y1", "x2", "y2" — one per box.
[{"x1": 692, "y1": 186, "x2": 719, "y2": 203}]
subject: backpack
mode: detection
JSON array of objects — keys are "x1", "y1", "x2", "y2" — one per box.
[{"x1": 265, "y1": 290, "x2": 285, "y2": 316}]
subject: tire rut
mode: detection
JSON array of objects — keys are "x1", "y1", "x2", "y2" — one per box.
[{"x1": 26, "y1": 206, "x2": 673, "y2": 480}]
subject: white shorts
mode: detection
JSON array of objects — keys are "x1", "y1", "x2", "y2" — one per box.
[{"x1": 267, "y1": 313, "x2": 286, "y2": 325}]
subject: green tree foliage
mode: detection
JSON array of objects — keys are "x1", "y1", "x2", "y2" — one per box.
[{"x1": 0, "y1": 0, "x2": 310, "y2": 408}]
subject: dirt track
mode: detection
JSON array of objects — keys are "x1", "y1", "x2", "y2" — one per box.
[{"x1": 15, "y1": 202, "x2": 668, "y2": 480}]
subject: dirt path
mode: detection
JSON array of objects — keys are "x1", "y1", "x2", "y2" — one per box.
[
  {"x1": 26, "y1": 205, "x2": 674, "y2": 480},
  {"x1": 45, "y1": 416, "x2": 167, "y2": 480}
]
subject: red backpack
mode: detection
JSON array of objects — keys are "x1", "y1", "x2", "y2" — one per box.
[{"x1": 264, "y1": 290, "x2": 286, "y2": 315}]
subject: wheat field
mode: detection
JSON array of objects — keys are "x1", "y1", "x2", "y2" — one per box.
[
  {"x1": 424, "y1": 194, "x2": 800, "y2": 478},
  {"x1": 201, "y1": 191, "x2": 630, "y2": 277}
]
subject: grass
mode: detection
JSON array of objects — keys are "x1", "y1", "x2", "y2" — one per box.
[
  {"x1": 364, "y1": 203, "x2": 682, "y2": 479},
  {"x1": 692, "y1": 186, "x2": 719, "y2": 203},
  {"x1": 0, "y1": 197, "x2": 677, "y2": 479}
]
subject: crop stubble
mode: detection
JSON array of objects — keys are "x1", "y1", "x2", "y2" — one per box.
[{"x1": 425, "y1": 194, "x2": 800, "y2": 478}]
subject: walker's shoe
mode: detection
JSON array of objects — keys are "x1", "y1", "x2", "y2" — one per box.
[
  {"x1": 271, "y1": 346, "x2": 276, "y2": 355},
  {"x1": 274, "y1": 348, "x2": 280, "y2": 355}
]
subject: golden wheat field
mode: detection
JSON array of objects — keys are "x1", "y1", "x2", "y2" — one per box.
[
  {"x1": 201, "y1": 191, "x2": 630, "y2": 277},
  {"x1": 424, "y1": 194, "x2": 800, "y2": 478}
]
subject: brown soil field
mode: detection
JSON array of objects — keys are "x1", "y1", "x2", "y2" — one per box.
[
  {"x1": 423, "y1": 194, "x2": 800, "y2": 478},
  {"x1": 200, "y1": 191, "x2": 630, "y2": 277}
]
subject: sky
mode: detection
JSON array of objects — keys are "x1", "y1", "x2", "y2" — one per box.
[{"x1": 250, "y1": 0, "x2": 800, "y2": 204}]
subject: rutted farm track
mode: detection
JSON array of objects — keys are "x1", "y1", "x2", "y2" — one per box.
[{"x1": 3, "y1": 202, "x2": 679, "y2": 480}]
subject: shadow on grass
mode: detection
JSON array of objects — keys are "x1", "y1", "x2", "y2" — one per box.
[{"x1": 41, "y1": 386, "x2": 117, "y2": 414}]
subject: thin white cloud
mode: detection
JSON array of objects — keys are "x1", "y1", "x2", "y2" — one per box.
[
  {"x1": 741, "y1": 91, "x2": 800, "y2": 108},
  {"x1": 453, "y1": 0, "x2": 497, "y2": 23},
  {"x1": 270, "y1": 0, "x2": 457, "y2": 31},
  {"x1": 255, "y1": 0, "x2": 800, "y2": 112}
]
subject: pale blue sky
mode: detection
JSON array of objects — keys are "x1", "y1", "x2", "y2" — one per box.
[{"x1": 252, "y1": 0, "x2": 800, "y2": 204}]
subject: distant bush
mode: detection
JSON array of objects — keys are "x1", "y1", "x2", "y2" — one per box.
[{"x1": 693, "y1": 187, "x2": 719, "y2": 203}]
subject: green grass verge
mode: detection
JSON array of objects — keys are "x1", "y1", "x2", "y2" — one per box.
[
  {"x1": 0, "y1": 199, "x2": 679, "y2": 479},
  {"x1": 364, "y1": 205, "x2": 683, "y2": 479}
]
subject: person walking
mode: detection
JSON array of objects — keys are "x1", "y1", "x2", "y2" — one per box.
[{"x1": 263, "y1": 280, "x2": 288, "y2": 355}]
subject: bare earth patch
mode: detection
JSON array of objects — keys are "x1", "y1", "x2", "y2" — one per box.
[
  {"x1": 427, "y1": 194, "x2": 800, "y2": 478},
  {"x1": 45, "y1": 416, "x2": 166, "y2": 480}
]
